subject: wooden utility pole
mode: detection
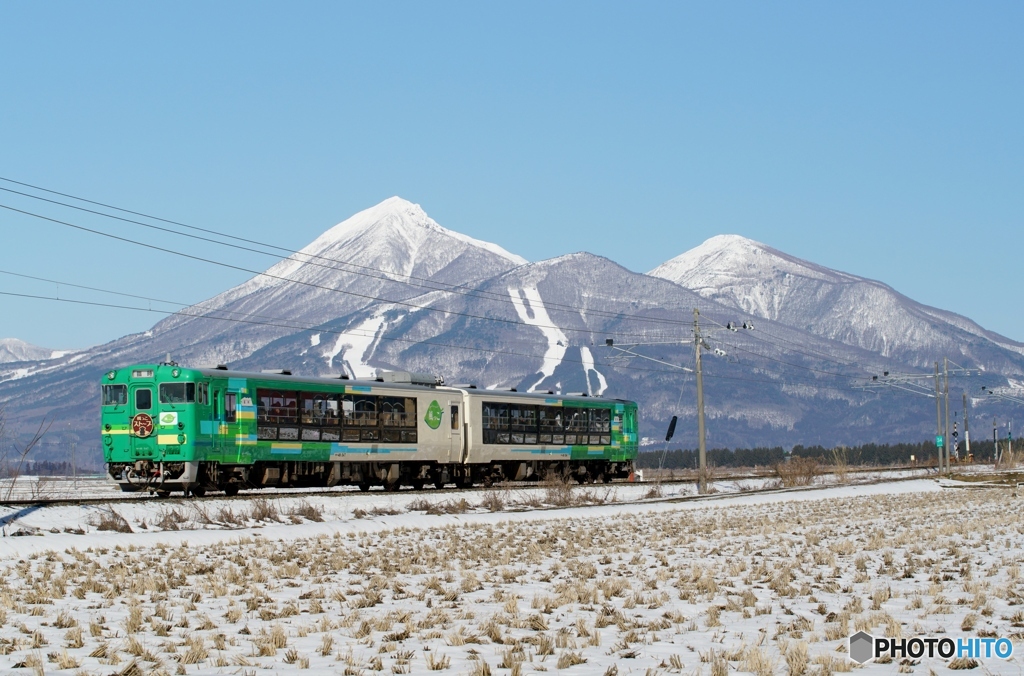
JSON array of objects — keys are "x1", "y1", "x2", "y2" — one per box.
[
  {"x1": 943, "y1": 357, "x2": 950, "y2": 474},
  {"x1": 694, "y1": 308, "x2": 707, "y2": 494},
  {"x1": 934, "y1": 362, "x2": 943, "y2": 470}
]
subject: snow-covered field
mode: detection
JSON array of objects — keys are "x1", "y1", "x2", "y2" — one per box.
[{"x1": 0, "y1": 479, "x2": 1021, "y2": 675}]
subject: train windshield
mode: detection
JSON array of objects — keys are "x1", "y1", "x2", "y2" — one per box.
[
  {"x1": 102, "y1": 384, "x2": 127, "y2": 406},
  {"x1": 159, "y1": 382, "x2": 196, "y2": 404}
]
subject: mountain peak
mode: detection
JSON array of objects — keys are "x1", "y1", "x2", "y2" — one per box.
[{"x1": 305, "y1": 196, "x2": 526, "y2": 266}]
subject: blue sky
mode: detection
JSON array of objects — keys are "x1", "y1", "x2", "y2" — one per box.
[{"x1": 1, "y1": 2, "x2": 1022, "y2": 348}]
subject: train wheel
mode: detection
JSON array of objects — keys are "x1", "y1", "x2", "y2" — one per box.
[
  {"x1": 412, "y1": 480, "x2": 425, "y2": 491},
  {"x1": 155, "y1": 489, "x2": 171, "y2": 498},
  {"x1": 383, "y1": 480, "x2": 400, "y2": 493},
  {"x1": 358, "y1": 483, "x2": 371, "y2": 492},
  {"x1": 222, "y1": 485, "x2": 239, "y2": 497},
  {"x1": 434, "y1": 480, "x2": 446, "y2": 490},
  {"x1": 601, "y1": 473, "x2": 611, "y2": 484},
  {"x1": 190, "y1": 486, "x2": 206, "y2": 498},
  {"x1": 456, "y1": 478, "x2": 473, "y2": 489}
]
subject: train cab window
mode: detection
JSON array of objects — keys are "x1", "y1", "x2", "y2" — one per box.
[
  {"x1": 451, "y1": 405, "x2": 460, "y2": 430},
  {"x1": 225, "y1": 393, "x2": 237, "y2": 423},
  {"x1": 135, "y1": 388, "x2": 152, "y2": 410},
  {"x1": 197, "y1": 382, "x2": 208, "y2": 406},
  {"x1": 102, "y1": 384, "x2": 127, "y2": 406},
  {"x1": 159, "y1": 382, "x2": 196, "y2": 404}
]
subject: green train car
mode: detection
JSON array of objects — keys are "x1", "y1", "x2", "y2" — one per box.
[{"x1": 101, "y1": 363, "x2": 638, "y2": 495}]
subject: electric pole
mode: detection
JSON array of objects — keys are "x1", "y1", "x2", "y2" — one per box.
[
  {"x1": 943, "y1": 357, "x2": 950, "y2": 473},
  {"x1": 963, "y1": 392, "x2": 970, "y2": 462},
  {"x1": 694, "y1": 308, "x2": 708, "y2": 494},
  {"x1": 993, "y1": 419, "x2": 999, "y2": 465},
  {"x1": 934, "y1": 362, "x2": 943, "y2": 470}
]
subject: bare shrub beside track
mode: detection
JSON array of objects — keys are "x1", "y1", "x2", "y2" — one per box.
[
  {"x1": 773, "y1": 457, "x2": 819, "y2": 487},
  {"x1": 249, "y1": 498, "x2": 281, "y2": 523},
  {"x1": 91, "y1": 507, "x2": 132, "y2": 533}
]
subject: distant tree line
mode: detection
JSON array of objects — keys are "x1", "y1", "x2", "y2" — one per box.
[
  {"x1": 0, "y1": 460, "x2": 99, "y2": 478},
  {"x1": 637, "y1": 438, "x2": 1003, "y2": 469}
]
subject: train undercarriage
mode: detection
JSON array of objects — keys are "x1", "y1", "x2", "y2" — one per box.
[{"x1": 107, "y1": 459, "x2": 634, "y2": 496}]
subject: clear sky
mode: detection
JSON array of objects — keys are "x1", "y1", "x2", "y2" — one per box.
[{"x1": 1, "y1": 2, "x2": 1021, "y2": 349}]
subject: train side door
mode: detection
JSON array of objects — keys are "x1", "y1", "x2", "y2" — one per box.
[
  {"x1": 448, "y1": 399, "x2": 464, "y2": 463},
  {"x1": 129, "y1": 383, "x2": 157, "y2": 459}
]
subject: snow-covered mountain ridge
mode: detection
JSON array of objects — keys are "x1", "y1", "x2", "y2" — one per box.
[{"x1": 2, "y1": 198, "x2": 1022, "y2": 465}]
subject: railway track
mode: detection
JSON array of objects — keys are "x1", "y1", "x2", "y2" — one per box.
[{"x1": 0, "y1": 464, "x2": 937, "y2": 510}]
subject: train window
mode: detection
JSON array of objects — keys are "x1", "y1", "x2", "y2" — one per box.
[
  {"x1": 197, "y1": 382, "x2": 208, "y2": 405},
  {"x1": 322, "y1": 429, "x2": 341, "y2": 441},
  {"x1": 565, "y1": 409, "x2": 588, "y2": 433},
  {"x1": 301, "y1": 392, "x2": 338, "y2": 425},
  {"x1": 213, "y1": 390, "x2": 219, "y2": 418},
  {"x1": 589, "y1": 408, "x2": 610, "y2": 433},
  {"x1": 159, "y1": 382, "x2": 196, "y2": 404},
  {"x1": 511, "y1": 405, "x2": 537, "y2": 444},
  {"x1": 225, "y1": 393, "x2": 237, "y2": 423},
  {"x1": 381, "y1": 397, "x2": 416, "y2": 428},
  {"x1": 344, "y1": 395, "x2": 378, "y2": 427},
  {"x1": 482, "y1": 402, "x2": 508, "y2": 444},
  {"x1": 278, "y1": 426, "x2": 298, "y2": 440},
  {"x1": 450, "y1": 405, "x2": 459, "y2": 430},
  {"x1": 257, "y1": 426, "x2": 278, "y2": 440},
  {"x1": 135, "y1": 388, "x2": 152, "y2": 410},
  {"x1": 102, "y1": 384, "x2": 127, "y2": 406},
  {"x1": 258, "y1": 389, "x2": 298, "y2": 424}
]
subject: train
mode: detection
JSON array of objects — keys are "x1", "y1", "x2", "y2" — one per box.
[{"x1": 101, "y1": 362, "x2": 639, "y2": 496}]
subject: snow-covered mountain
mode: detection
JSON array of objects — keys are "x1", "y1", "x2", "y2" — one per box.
[
  {"x1": 1, "y1": 202, "x2": 1022, "y2": 465},
  {"x1": 649, "y1": 234, "x2": 1024, "y2": 370},
  {"x1": 0, "y1": 338, "x2": 68, "y2": 363}
]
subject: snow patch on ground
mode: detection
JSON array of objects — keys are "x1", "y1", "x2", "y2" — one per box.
[{"x1": 5, "y1": 479, "x2": 1020, "y2": 676}]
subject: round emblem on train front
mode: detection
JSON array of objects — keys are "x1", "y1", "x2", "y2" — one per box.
[{"x1": 131, "y1": 413, "x2": 154, "y2": 438}]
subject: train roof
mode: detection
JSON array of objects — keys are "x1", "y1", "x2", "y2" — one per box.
[{"x1": 114, "y1": 364, "x2": 634, "y2": 406}]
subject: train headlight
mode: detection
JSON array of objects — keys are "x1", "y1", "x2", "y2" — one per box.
[
  {"x1": 177, "y1": 434, "x2": 186, "y2": 444},
  {"x1": 171, "y1": 369, "x2": 180, "y2": 378},
  {"x1": 107, "y1": 371, "x2": 116, "y2": 380}
]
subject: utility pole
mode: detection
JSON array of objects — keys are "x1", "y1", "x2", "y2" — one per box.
[
  {"x1": 993, "y1": 419, "x2": 999, "y2": 465},
  {"x1": 694, "y1": 308, "x2": 707, "y2": 494},
  {"x1": 943, "y1": 358, "x2": 950, "y2": 474},
  {"x1": 934, "y1": 362, "x2": 943, "y2": 470},
  {"x1": 963, "y1": 392, "x2": 970, "y2": 462}
]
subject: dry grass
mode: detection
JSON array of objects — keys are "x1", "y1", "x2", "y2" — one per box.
[
  {"x1": 91, "y1": 508, "x2": 132, "y2": 533},
  {"x1": 0, "y1": 488, "x2": 1020, "y2": 674},
  {"x1": 774, "y1": 457, "x2": 819, "y2": 487}
]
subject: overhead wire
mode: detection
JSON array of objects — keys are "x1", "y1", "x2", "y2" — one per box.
[
  {"x1": 0, "y1": 201, "x2": 693, "y2": 341},
  {"x1": 0, "y1": 178, "x2": 711, "y2": 331}
]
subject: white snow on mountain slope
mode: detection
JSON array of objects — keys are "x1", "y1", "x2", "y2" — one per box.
[
  {"x1": 649, "y1": 234, "x2": 1024, "y2": 359},
  {"x1": 325, "y1": 314, "x2": 389, "y2": 379},
  {"x1": 239, "y1": 197, "x2": 525, "y2": 295},
  {"x1": 579, "y1": 345, "x2": 608, "y2": 396},
  {"x1": 0, "y1": 338, "x2": 68, "y2": 363},
  {"x1": 508, "y1": 286, "x2": 567, "y2": 392}
]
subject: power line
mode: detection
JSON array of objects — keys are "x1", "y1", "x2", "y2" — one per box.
[
  {"x1": 0, "y1": 201, "x2": 692, "y2": 340},
  {"x1": 0, "y1": 177, "x2": 711, "y2": 330}
]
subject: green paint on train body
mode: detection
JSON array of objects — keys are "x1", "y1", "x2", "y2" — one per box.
[{"x1": 101, "y1": 365, "x2": 639, "y2": 469}]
